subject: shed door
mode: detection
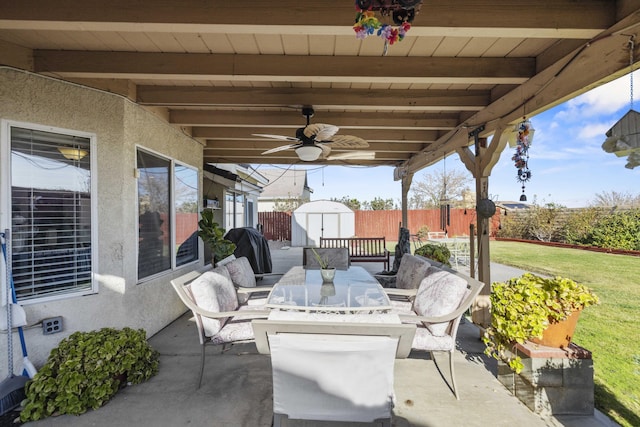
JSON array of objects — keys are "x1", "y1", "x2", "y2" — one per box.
[
  {"x1": 306, "y1": 213, "x2": 322, "y2": 246},
  {"x1": 306, "y1": 213, "x2": 340, "y2": 246},
  {"x1": 322, "y1": 214, "x2": 340, "y2": 238}
]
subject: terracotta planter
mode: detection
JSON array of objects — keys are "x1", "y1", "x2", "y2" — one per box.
[{"x1": 530, "y1": 309, "x2": 581, "y2": 348}]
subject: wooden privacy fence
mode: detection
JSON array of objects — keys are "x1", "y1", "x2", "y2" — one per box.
[
  {"x1": 259, "y1": 209, "x2": 501, "y2": 242},
  {"x1": 355, "y1": 209, "x2": 487, "y2": 238},
  {"x1": 258, "y1": 211, "x2": 291, "y2": 241}
]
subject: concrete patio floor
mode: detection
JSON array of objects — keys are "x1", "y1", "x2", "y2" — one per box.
[{"x1": 24, "y1": 246, "x2": 618, "y2": 427}]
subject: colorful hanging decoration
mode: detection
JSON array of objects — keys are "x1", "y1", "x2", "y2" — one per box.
[
  {"x1": 353, "y1": 10, "x2": 411, "y2": 44},
  {"x1": 353, "y1": 2, "x2": 418, "y2": 45},
  {"x1": 511, "y1": 117, "x2": 534, "y2": 201}
]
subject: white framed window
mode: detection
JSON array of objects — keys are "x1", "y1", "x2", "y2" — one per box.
[
  {"x1": 174, "y1": 164, "x2": 199, "y2": 267},
  {"x1": 1, "y1": 121, "x2": 97, "y2": 303},
  {"x1": 136, "y1": 149, "x2": 198, "y2": 281},
  {"x1": 224, "y1": 191, "x2": 246, "y2": 231}
]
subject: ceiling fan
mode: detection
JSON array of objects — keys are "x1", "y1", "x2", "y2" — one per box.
[{"x1": 255, "y1": 107, "x2": 373, "y2": 161}]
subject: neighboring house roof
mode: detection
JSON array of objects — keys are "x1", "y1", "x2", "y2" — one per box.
[
  {"x1": 497, "y1": 201, "x2": 530, "y2": 210},
  {"x1": 204, "y1": 163, "x2": 266, "y2": 194},
  {"x1": 259, "y1": 169, "x2": 312, "y2": 199}
]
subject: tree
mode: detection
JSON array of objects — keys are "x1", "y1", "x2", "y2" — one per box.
[
  {"x1": 367, "y1": 197, "x2": 396, "y2": 210},
  {"x1": 590, "y1": 191, "x2": 640, "y2": 208},
  {"x1": 274, "y1": 194, "x2": 308, "y2": 212},
  {"x1": 331, "y1": 196, "x2": 361, "y2": 211},
  {"x1": 409, "y1": 168, "x2": 472, "y2": 209}
]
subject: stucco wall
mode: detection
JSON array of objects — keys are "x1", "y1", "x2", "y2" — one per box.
[{"x1": 0, "y1": 68, "x2": 203, "y2": 374}]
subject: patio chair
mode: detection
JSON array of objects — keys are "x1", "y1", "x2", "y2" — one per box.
[
  {"x1": 170, "y1": 266, "x2": 269, "y2": 388},
  {"x1": 302, "y1": 247, "x2": 350, "y2": 270},
  {"x1": 376, "y1": 253, "x2": 431, "y2": 289},
  {"x1": 398, "y1": 269, "x2": 484, "y2": 399},
  {"x1": 269, "y1": 332, "x2": 397, "y2": 427},
  {"x1": 224, "y1": 256, "x2": 278, "y2": 304},
  {"x1": 449, "y1": 238, "x2": 471, "y2": 269},
  {"x1": 374, "y1": 254, "x2": 432, "y2": 312}
]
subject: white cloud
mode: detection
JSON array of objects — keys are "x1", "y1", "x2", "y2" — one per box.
[
  {"x1": 578, "y1": 122, "x2": 611, "y2": 139},
  {"x1": 566, "y1": 70, "x2": 639, "y2": 118}
]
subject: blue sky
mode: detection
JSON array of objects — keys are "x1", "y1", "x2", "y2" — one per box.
[{"x1": 259, "y1": 71, "x2": 640, "y2": 208}]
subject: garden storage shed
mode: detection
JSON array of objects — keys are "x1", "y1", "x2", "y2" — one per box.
[{"x1": 291, "y1": 200, "x2": 355, "y2": 247}]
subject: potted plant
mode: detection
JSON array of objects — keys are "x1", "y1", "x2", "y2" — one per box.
[
  {"x1": 311, "y1": 248, "x2": 336, "y2": 282},
  {"x1": 197, "y1": 209, "x2": 236, "y2": 266},
  {"x1": 483, "y1": 273, "x2": 599, "y2": 373},
  {"x1": 414, "y1": 242, "x2": 451, "y2": 267},
  {"x1": 20, "y1": 327, "x2": 159, "y2": 422}
]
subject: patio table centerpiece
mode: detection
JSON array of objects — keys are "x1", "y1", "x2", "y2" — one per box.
[{"x1": 311, "y1": 248, "x2": 336, "y2": 282}]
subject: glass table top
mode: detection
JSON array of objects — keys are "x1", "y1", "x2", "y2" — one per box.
[{"x1": 266, "y1": 266, "x2": 391, "y2": 312}]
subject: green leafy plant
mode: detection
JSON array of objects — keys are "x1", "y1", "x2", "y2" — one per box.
[
  {"x1": 311, "y1": 247, "x2": 331, "y2": 269},
  {"x1": 414, "y1": 243, "x2": 451, "y2": 267},
  {"x1": 197, "y1": 209, "x2": 236, "y2": 265},
  {"x1": 20, "y1": 327, "x2": 159, "y2": 422},
  {"x1": 482, "y1": 273, "x2": 599, "y2": 373}
]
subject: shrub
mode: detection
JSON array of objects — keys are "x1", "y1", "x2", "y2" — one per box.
[
  {"x1": 414, "y1": 243, "x2": 451, "y2": 267},
  {"x1": 483, "y1": 273, "x2": 599, "y2": 373},
  {"x1": 496, "y1": 202, "x2": 565, "y2": 242},
  {"x1": 562, "y1": 207, "x2": 605, "y2": 245},
  {"x1": 415, "y1": 225, "x2": 430, "y2": 240},
  {"x1": 590, "y1": 210, "x2": 640, "y2": 250},
  {"x1": 496, "y1": 214, "x2": 526, "y2": 239},
  {"x1": 20, "y1": 327, "x2": 159, "y2": 422},
  {"x1": 526, "y1": 202, "x2": 565, "y2": 242}
]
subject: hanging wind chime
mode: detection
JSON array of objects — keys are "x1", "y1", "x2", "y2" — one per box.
[
  {"x1": 439, "y1": 154, "x2": 450, "y2": 234},
  {"x1": 511, "y1": 118, "x2": 534, "y2": 201}
]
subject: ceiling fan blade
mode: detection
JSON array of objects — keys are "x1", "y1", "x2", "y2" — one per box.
[
  {"x1": 327, "y1": 135, "x2": 370, "y2": 149},
  {"x1": 253, "y1": 133, "x2": 300, "y2": 142},
  {"x1": 303, "y1": 123, "x2": 339, "y2": 141},
  {"x1": 261, "y1": 143, "x2": 301, "y2": 155},
  {"x1": 318, "y1": 144, "x2": 332, "y2": 158},
  {"x1": 326, "y1": 151, "x2": 376, "y2": 160}
]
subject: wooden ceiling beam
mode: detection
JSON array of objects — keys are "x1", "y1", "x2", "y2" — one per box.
[
  {"x1": 34, "y1": 51, "x2": 534, "y2": 84},
  {"x1": 194, "y1": 127, "x2": 439, "y2": 141},
  {"x1": 205, "y1": 148, "x2": 411, "y2": 158},
  {"x1": 205, "y1": 152, "x2": 410, "y2": 163},
  {"x1": 204, "y1": 156, "x2": 395, "y2": 166},
  {"x1": 172, "y1": 110, "x2": 459, "y2": 129},
  {"x1": 1, "y1": 0, "x2": 611, "y2": 38},
  {"x1": 138, "y1": 86, "x2": 490, "y2": 110},
  {"x1": 405, "y1": 9, "x2": 640, "y2": 172},
  {"x1": 204, "y1": 141, "x2": 425, "y2": 153}
]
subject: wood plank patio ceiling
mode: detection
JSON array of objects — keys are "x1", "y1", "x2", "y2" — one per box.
[{"x1": 2, "y1": 0, "x2": 640, "y2": 173}]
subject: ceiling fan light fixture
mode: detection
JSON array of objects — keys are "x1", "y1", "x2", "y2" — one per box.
[
  {"x1": 58, "y1": 147, "x2": 88, "y2": 161},
  {"x1": 295, "y1": 145, "x2": 322, "y2": 161}
]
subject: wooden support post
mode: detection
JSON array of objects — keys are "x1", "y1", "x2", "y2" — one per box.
[
  {"x1": 400, "y1": 172, "x2": 413, "y2": 228},
  {"x1": 472, "y1": 175, "x2": 492, "y2": 327},
  {"x1": 469, "y1": 224, "x2": 475, "y2": 278}
]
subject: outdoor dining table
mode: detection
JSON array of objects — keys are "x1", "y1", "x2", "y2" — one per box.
[{"x1": 265, "y1": 266, "x2": 392, "y2": 313}]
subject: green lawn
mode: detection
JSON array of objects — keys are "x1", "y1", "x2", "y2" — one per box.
[{"x1": 489, "y1": 241, "x2": 640, "y2": 427}]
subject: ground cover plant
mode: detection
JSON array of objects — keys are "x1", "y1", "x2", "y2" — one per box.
[
  {"x1": 490, "y1": 240, "x2": 640, "y2": 427},
  {"x1": 20, "y1": 327, "x2": 159, "y2": 422}
]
